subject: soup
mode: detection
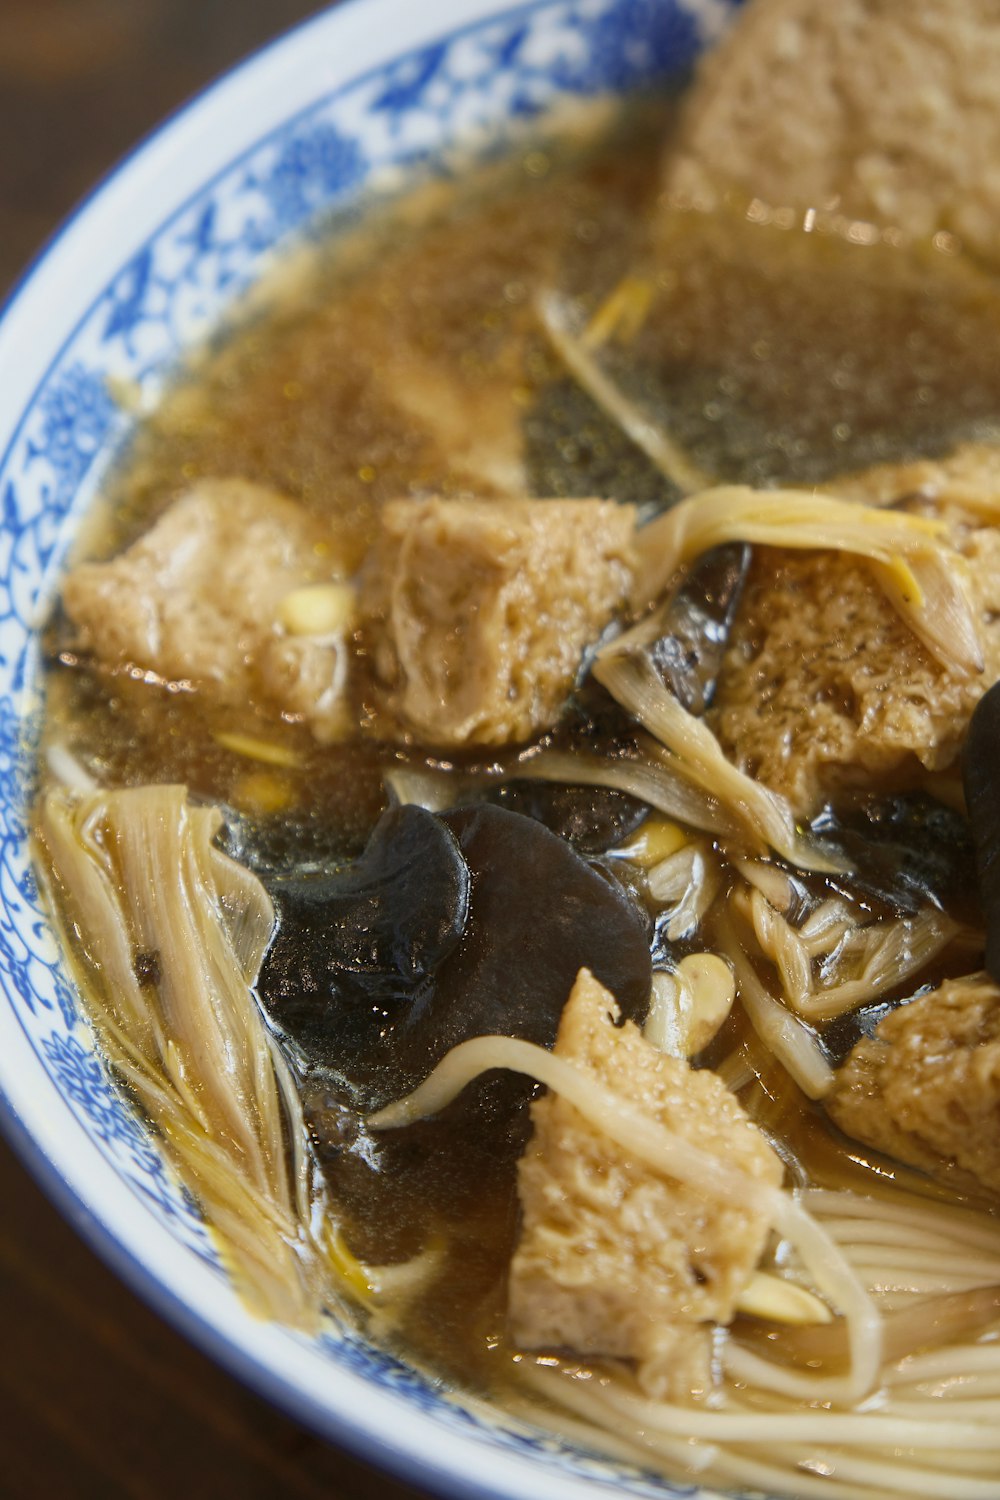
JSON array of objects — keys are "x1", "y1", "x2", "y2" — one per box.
[{"x1": 30, "y1": 20, "x2": 1000, "y2": 1500}]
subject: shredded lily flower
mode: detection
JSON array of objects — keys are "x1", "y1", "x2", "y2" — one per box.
[
  {"x1": 743, "y1": 885, "x2": 962, "y2": 1021},
  {"x1": 33, "y1": 784, "x2": 343, "y2": 1327},
  {"x1": 714, "y1": 904, "x2": 835, "y2": 1102},
  {"x1": 582, "y1": 274, "x2": 656, "y2": 350},
  {"x1": 593, "y1": 648, "x2": 839, "y2": 872}
]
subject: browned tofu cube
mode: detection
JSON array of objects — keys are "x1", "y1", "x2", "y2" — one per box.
[
  {"x1": 508, "y1": 969, "x2": 783, "y2": 1400},
  {"x1": 829, "y1": 972, "x2": 1000, "y2": 1201},
  {"x1": 360, "y1": 496, "x2": 635, "y2": 748},
  {"x1": 61, "y1": 478, "x2": 352, "y2": 742}
]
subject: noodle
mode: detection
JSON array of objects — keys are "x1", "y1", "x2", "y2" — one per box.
[{"x1": 368, "y1": 1023, "x2": 1000, "y2": 1495}]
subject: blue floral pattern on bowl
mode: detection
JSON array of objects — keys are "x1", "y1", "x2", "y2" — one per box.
[{"x1": 0, "y1": 2, "x2": 741, "y2": 1495}]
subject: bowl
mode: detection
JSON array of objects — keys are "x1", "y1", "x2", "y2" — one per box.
[{"x1": 0, "y1": 2, "x2": 740, "y2": 1498}]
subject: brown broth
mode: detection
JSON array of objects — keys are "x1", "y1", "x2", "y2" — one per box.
[
  {"x1": 44, "y1": 107, "x2": 666, "y2": 847},
  {"x1": 39, "y1": 98, "x2": 1000, "y2": 1407}
]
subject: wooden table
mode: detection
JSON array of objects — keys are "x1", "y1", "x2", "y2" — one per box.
[{"x1": 0, "y1": 5, "x2": 429, "y2": 1495}]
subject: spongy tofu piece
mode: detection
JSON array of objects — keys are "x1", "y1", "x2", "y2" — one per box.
[
  {"x1": 61, "y1": 479, "x2": 351, "y2": 742},
  {"x1": 709, "y1": 448, "x2": 1000, "y2": 819},
  {"x1": 665, "y1": 0, "x2": 1000, "y2": 265},
  {"x1": 359, "y1": 497, "x2": 635, "y2": 748},
  {"x1": 508, "y1": 969, "x2": 782, "y2": 1400},
  {"x1": 828, "y1": 973, "x2": 1000, "y2": 1201}
]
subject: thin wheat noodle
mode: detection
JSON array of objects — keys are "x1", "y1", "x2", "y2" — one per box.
[
  {"x1": 890, "y1": 1397, "x2": 1000, "y2": 1419},
  {"x1": 886, "y1": 1345, "x2": 1000, "y2": 1383},
  {"x1": 892, "y1": 1374, "x2": 1000, "y2": 1400},
  {"x1": 368, "y1": 1034, "x2": 771, "y2": 1209},
  {"x1": 736, "y1": 1443, "x2": 1000, "y2": 1500},
  {"x1": 514, "y1": 1376, "x2": 723, "y2": 1474},
  {"x1": 845, "y1": 1247, "x2": 1000, "y2": 1277},
  {"x1": 503, "y1": 1390, "x2": 719, "y2": 1477},
  {"x1": 710, "y1": 1446, "x2": 896, "y2": 1500},
  {"x1": 522, "y1": 1365, "x2": 1000, "y2": 1500},
  {"x1": 816, "y1": 1219, "x2": 986, "y2": 1252},
  {"x1": 569, "y1": 1370, "x2": 1000, "y2": 1448},
  {"x1": 806, "y1": 1190, "x2": 1000, "y2": 1256}
]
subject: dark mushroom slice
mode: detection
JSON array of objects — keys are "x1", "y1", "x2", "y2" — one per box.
[
  {"x1": 809, "y1": 792, "x2": 979, "y2": 923},
  {"x1": 963, "y1": 679, "x2": 1000, "y2": 983}
]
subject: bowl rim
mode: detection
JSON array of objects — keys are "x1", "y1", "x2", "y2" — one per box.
[
  {"x1": 0, "y1": 3, "x2": 727, "y2": 1497},
  {"x1": 0, "y1": 1082, "x2": 538, "y2": 1500}
]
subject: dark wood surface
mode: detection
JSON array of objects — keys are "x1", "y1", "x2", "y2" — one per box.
[{"x1": 0, "y1": 5, "x2": 430, "y2": 1496}]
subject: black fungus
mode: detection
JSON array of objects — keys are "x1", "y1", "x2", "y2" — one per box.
[
  {"x1": 218, "y1": 807, "x2": 370, "y2": 878},
  {"x1": 640, "y1": 542, "x2": 751, "y2": 715},
  {"x1": 485, "y1": 778, "x2": 648, "y2": 853},
  {"x1": 963, "y1": 680, "x2": 1000, "y2": 982},
  {"x1": 557, "y1": 674, "x2": 642, "y2": 756},
  {"x1": 421, "y1": 802, "x2": 652, "y2": 1051},
  {"x1": 258, "y1": 801, "x2": 652, "y2": 1111},
  {"x1": 268, "y1": 803, "x2": 469, "y2": 986},
  {"x1": 257, "y1": 804, "x2": 470, "y2": 1074},
  {"x1": 809, "y1": 792, "x2": 979, "y2": 922}
]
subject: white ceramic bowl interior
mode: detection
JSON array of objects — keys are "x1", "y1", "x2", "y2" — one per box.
[{"x1": 0, "y1": 3, "x2": 741, "y2": 1496}]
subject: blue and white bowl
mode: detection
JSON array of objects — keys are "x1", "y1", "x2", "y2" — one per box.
[{"x1": 0, "y1": 3, "x2": 740, "y2": 1497}]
